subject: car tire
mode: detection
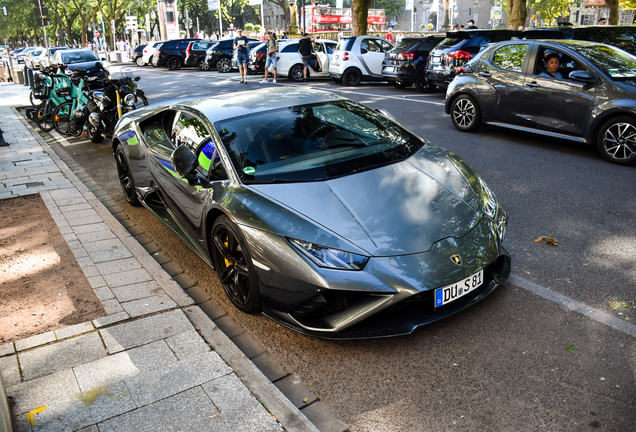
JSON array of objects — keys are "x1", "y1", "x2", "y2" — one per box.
[
  {"x1": 114, "y1": 143, "x2": 142, "y2": 207},
  {"x1": 343, "y1": 68, "x2": 362, "y2": 86},
  {"x1": 167, "y1": 57, "x2": 181, "y2": 70},
  {"x1": 149, "y1": 56, "x2": 157, "y2": 67},
  {"x1": 450, "y1": 94, "x2": 482, "y2": 132},
  {"x1": 389, "y1": 80, "x2": 408, "y2": 89},
  {"x1": 415, "y1": 72, "x2": 436, "y2": 93},
  {"x1": 136, "y1": 57, "x2": 145, "y2": 67},
  {"x1": 198, "y1": 58, "x2": 210, "y2": 71},
  {"x1": 289, "y1": 64, "x2": 305, "y2": 82},
  {"x1": 596, "y1": 115, "x2": 636, "y2": 165},
  {"x1": 211, "y1": 215, "x2": 261, "y2": 313},
  {"x1": 216, "y1": 57, "x2": 232, "y2": 73}
]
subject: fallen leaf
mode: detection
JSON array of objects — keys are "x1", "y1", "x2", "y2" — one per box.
[{"x1": 534, "y1": 234, "x2": 558, "y2": 246}]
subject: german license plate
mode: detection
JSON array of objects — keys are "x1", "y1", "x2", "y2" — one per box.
[
  {"x1": 87, "y1": 76, "x2": 97, "y2": 81},
  {"x1": 431, "y1": 56, "x2": 441, "y2": 65},
  {"x1": 384, "y1": 66, "x2": 395, "y2": 73},
  {"x1": 434, "y1": 270, "x2": 483, "y2": 307}
]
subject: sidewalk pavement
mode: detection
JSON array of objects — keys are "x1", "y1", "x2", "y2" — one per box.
[{"x1": 0, "y1": 83, "x2": 323, "y2": 432}]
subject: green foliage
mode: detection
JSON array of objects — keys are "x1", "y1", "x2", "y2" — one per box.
[
  {"x1": 374, "y1": 0, "x2": 406, "y2": 17},
  {"x1": 254, "y1": 24, "x2": 262, "y2": 32},
  {"x1": 623, "y1": 0, "x2": 636, "y2": 10},
  {"x1": 530, "y1": 0, "x2": 573, "y2": 25},
  {"x1": 244, "y1": 22, "x2": 254, "y2": 31}
]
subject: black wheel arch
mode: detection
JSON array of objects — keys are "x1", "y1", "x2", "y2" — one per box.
[
  {"x1": 446, "y1": 89, "x2": 485, "y2": 117},
  {"x1": 588, "y1": 108, "x2": 636, "y2": 145}
]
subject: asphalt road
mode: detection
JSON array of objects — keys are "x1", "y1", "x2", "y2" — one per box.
[{"x1": 48, "y1": 64, "x2": 636, "y2": 431}]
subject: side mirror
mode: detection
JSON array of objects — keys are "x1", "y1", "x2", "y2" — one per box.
[
  {"x1": 568, "y1": 70, "x2": 596, "y2": 84},
  {"x1": 95, "y1": 62, "x2": 104, "y2": 70},
  {"x1": 171, "y1": 145, "x2": 199, "y2": 180}
]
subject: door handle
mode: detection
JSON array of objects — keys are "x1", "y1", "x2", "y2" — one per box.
[
  {"x1": 524, "y1": 82, "x2": 539, "y2": 88},
  {"x1": 477, "y1": 71, "x2": 491, "y2": 78}
]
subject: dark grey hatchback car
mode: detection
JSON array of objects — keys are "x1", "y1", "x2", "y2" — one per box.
[{"x1": 445, "y1": 39, "x2": 636, "y2": 165}]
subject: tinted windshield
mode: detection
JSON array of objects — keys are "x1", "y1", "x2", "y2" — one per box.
[
  {"x1": 434, "y1": 37, "x2": 465, "y2": 50},
  {"x1": 61, "y1": 51, "x2": 99, "y2": 64},
  {"x1": 389, "y1": 38, "x2": 421, "y2": 53},
  {"x1": 215, "y1": 101, "x2": 425, "y2": 184},
  {"x1": 577, "y1": 44, "x2": 636, "y2": 79}
]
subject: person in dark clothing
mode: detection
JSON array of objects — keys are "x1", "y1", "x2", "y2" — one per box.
[
  {"x1": 234, "y1": 28, "x2": 250, "y2": 84},
  {"x1": 297, "y1": 33, "x2": 314, "y2": 81},
  {"x1": 467, "y1": 19, "x2": 478, "y2": 29}
]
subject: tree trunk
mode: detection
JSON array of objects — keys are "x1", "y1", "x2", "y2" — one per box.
[
  {"x1": 508, "y1": 0, "x2": 527, "y2": 30},
  {"x1": 352, "y1": 0, "x2": 373, "y2": 36},
  {"x1": 606, "y1": 0, "x2": 619, "y2": 24}
]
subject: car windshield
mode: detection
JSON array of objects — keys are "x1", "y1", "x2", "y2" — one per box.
[
  {"x1": 390, "y1": 38, "x2": 421, "y2": 52},
  {"x1": 577, "y1": 44, "x2": 636, "y2": 79},
  {"x1": 434, "y1": 37, "x2": 465, "y2": 50},
  {"x1": 215, "y1": 101, "x2": 425, "y2": 184},
  {"x1": 61, "y1": 51, "x2": 99, "y2": 64}
]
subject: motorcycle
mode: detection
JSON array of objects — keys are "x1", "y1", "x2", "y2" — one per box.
[{"x1": 76, "y1": 62, "x2": 149, "y2": 143}]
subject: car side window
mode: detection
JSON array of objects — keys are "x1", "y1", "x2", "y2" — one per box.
[
  {"x1": 325, "y1": 43, "x2": 336, "y2": 54},
  {"x1": 361, "y1": 39, "x2": 370, "y2": 52},
  {"x1": 491, "y1": 44, "x2": 528, "y2": 72},
  {"x1": 172, "y1": 112, "x2": 227, "y2": 179},
  {"x1": 197, "y1": 141, "x2": 228, "y2": 180},
  {"x1": 281, "y1": 43, "x2": 298, "y2": 53},
  {"x1": 380, "y1": 41, "x2": 392, "y2": 52}
]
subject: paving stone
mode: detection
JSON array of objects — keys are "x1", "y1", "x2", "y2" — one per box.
[
  {"x1": 99, "y1": 309, "x2": 192, "y2": 354},
  {"x1": 142, "y1": 241, "x2": 161, "y2": 254},
  {"x1": 125, "y1": 225, "x2": 144, "y2": 236},
  {"x1": 173, "y1": 272, "x2": 197, "y2": 289},
  {"x1": 77, "y1": 426, "x2": 99, "y2": 432},
  {"x1": 160, "y1": 261, "x2": 184, "y2": 277},
  {"x1": 165, "y1": 329, "x2": 211, "y2": 361},
  {"x1": 132, "y1": 233, "x2": 153, "y2": 245},
  {"x1": 72, "y1": 223, "x2": 111, "y2": 235},
  {"x1": 94, "y1": 258, "x2": 142, "y2": 276},
  {"x1": 214, "y1": 315, "x2": 245, "y2": 339},
  {"x1": 251, "y1": 353, "x2": 289, "y2": 383},
  {"x1": 273, "y1": 375, "x2": 317, "y2": 409},
  {"x1": 300, "y1": 402, "x2": 349, "y2": 432},
  {"x1": 0, "y1": 342, "x2": 15, "y2": 356},
  {"x1": 87, "y1": 275, "x2": 107, "y2": 289},
  {"x1": 75, "y1": 256, "x2": 93, "y2": 268},
  {"x1": 81, "y1": 265, "x2": 100, "y2": 278},
  {"x1": 6, "y1": 369, "x2": 80, "y2": 415},
  {"x1": 101, "y1": 299, "x2": 124, "y2": 315},
  {"x1": 93, "y1": 286, "x2": 115, "y2": 302},
  {"x1": 198, "y1": 298, "x2": 228, "y2": 321},
  {"x1": 184, "y1": 285, "x2": 212, "y2": 304},
  {"x1": 27, "y1": 381, "x2": 136, "y2": 432},
  {"x1": 124, "y1": 351, "x2": 232, "y2": 407},
  {"x1": 0, "y1": 354, "x2": 21, "y2": 387},
  {"x1": 72, "y1": 248, "x2": 89, "y2": 259},
  {"x1": 14, "y1": 331, "x2": 56, "y2": 352},
  {"x1": 202, "y1": 372, "x2": 256, "y2": 413},
  {"x1": 231, "y1": 332, "x2": 266, "y2": 359},
  {"x1": 120, "y1": 294, "x2": 177, "y2": 318},
  {"x1": 103, "y1": 268, "x2": 153, "y2": 288},
  {"x1": 18, "y1": 332, "x2": 107, "y2": 381},
  {"x1": 58, "y1": 203, "x2": 92, "y2": 213},
  {"x1": 54, "y1": 322, "x2": 95, "y2": 340},
  {"x1": 97, "y1": 386, "x2": 219, "y2": 432},
  {"x1": 111, "y1": 281, "x2": 163, "y2": 303},
  {"x1": 74, "y1": 340, "x2": 177, "y2": 391},
  {"x1": 149, "y1": 250, "x2": 172, "y2": 264},
  {"x1": 92, "y1": 311, "x2": 130, "y2": 328},
  {"x1": 103, "y1": 204, "x2": 123, "y2": 214},
  {"x1": 88, "y1": 247, "x2": 133, "y2": 264},
  {"x1": 76, "y1": 229, "x2": 117, "y2": 243},
  {"x1": 206, "y1": 398, "x2": 283, "y2": 432}
]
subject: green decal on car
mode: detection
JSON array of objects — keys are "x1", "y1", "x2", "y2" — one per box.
[
  {"x1": 120, "y1": 131, "x2": 139, "y2": 145},
  {"x1": 243, "y1": 166, "x2": 256, "y2": 175}
]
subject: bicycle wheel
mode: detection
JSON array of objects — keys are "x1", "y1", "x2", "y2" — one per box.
[
  {"x1": 34, "y1": 101, "x2": 55, "y2": 132},
  {"x1": 53, "y1": 101, "x2": 73, "y2": 135}
]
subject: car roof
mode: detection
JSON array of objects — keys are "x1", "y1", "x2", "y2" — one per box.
[{"x1": 167, "y1": 88, "x2": 344, "y2": 122}]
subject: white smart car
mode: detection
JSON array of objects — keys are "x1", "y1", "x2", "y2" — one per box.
[
  {"x1": 329, "y1": 36, "x2": 393, "y2": 86},
  {"x1": 276, "y1": 38, "x2": 337, "y2": 82},
  {"x1": 141, "y1": 40, "x2": 164, "y2": 66}
]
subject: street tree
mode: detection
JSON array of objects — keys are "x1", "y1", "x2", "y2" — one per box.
[
  {"x1": 47, "y1": 0, "x2": 80, "y2": 45},
  {"x1": 530, "y1": 0, "x2": 572, "y2": 25},
  {"x1": 508, "y1": 0, "x2": 527, "y2": 29},
  {"x1": 96, "y1": 0, "x2": 133, "y2": 53},
  {"x1": 352, "y1": 0, "x2": 372, "y2": 35}
]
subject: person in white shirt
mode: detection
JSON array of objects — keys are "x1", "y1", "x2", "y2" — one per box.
[{"x1": 396, "y1": 30, "x2": 404, "y2": 43}]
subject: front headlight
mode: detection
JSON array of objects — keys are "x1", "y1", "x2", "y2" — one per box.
[
  {"x1": 478, "y1": 178, "x2": 498, "y2": 220},
  {"x1": 288, "y1": 238, "x2": 369, "y2": 270},
  {"x1": 124, "y1": 93, "x2": 137, "y2": 106}
]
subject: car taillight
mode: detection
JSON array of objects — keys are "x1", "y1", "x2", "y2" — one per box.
[
  {"x1": 343, "y1": 51, "x2": 349, "y2": 61},
  {"x1": 186, "y1": 46, "x2": 191, "y2": 55},
  {"x1": 398, "y1": 52, "x2": 414, "y2": 61},
  {"x1": 445, "y1": 50, "x2": 473, "y2": 62},
  {"x1": 256, "y1": 52, "x2": 264, "y2": 59},
  {"x1": 156, "y1": 50, "x2": 161, "y2": 56},
  {"x1": 143, "y1": 49, "x2": 147, "y2": 54},
  {"x1": 277, "y1": 56, "x2": 280, "y2": 61}
]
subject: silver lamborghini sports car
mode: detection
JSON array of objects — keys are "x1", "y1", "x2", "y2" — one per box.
[{"x1": 112, "y1": 87, "x2": 510, "y2": 339}]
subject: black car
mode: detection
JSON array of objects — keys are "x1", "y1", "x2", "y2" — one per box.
[
  {"x1": 426, "y1": 29, "x2": 520, "y2": 89},
  {"x1": 152, "y1": 38, "x2": 202, "y2": 70},
  {"x1": 382, "y1": 36, "x2": 445, "y2": 92},
  {"x1": 51, "y1": 48, "x2": 107, "y2": 89},
  {"x1": 132, "y1": 44, "x2": 147, "y2": 67},
  {"x1": 522, "y1": 25, "x2": 636, "y2": 55},
  {"x1": 247, "y1": 42, "x2": 268, "y2": 75},
  {"x1": 184, "y1": 41, "x2": 217, "y2": 70},
  {"x1": 204, "y1": 38, "x2": 259, "y2": 72},
  {"x1": 445, "y1": 39, "x2": 636, "y2": 165}
]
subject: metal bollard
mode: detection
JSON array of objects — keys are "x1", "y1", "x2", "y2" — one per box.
[{"x1": 0, "y1": 126, "x2": 8, "y2": 147}]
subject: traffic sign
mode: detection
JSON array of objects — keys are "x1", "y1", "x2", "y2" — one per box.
[{"x1": 94, "y1": 30, "x2": 100, "y2": 37}]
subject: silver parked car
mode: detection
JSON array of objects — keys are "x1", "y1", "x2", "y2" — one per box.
[{"x1": 113, "y1": 88, "x2": 510, "y2": 339}]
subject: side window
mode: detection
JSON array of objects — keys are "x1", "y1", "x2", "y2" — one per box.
[
  {"x1": 281, "y1": 43, "x2": 298, "y2": 53},
  {"x1": 381, "y1": 41, "x2": 393, "y2": 52},
  {"x1": 197, "y1": 142, "x2": 228, "y2": 180},
  {"x1": 491, "y1": 44, "x2": 528, "y2": 72},
  {"x1": 361, "y1": 39, "x2": 370, "y2": 52},
  {"x1": 325, "y1": 43, "x2": 336, "y2": 54},
  {"x1": 313, "y1": 43, "x2": 324, "y2": 53},
  {"x1": 172, "y1": 112, "x2": 210, "y2": 154}
]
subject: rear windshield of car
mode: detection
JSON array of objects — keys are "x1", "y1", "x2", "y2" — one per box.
[
  {"x1": 215, "y1": 101, "x2": 425, "y2": 184},
  {"x1": 433, "y1": 37, "x2": 465, "y2": 50},
  {"x1": 576, "y1": 44, "x2": 636, "y2": 79},
  {"x1": 335, "y1": 38, "x2": 355, "y2": 51},
  {"x1": 61, "y1": 51, "x2": 99, "y2": 63},
  {"x1": 389, "y1": 38, "x2": 422, "y2": 53}
]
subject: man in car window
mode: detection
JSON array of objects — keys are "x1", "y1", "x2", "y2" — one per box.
[
  {"x1": 298, "y1": 33, "x2": 314, "y2": 82},
  {"x1": 234, "y1": 28, "x2": 250, "y2": 84}
]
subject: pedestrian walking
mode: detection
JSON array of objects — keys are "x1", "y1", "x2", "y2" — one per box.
[
  {"x1": 396, "y1": 30, "x2": 404, "y2": 43},
  {"x1": 234, "y1": 28, "x2": 250, "y2": 84},
  {"x1": 261, "y1": 31, "x2": 278, "y2": 83},
  {"x1": 467, "y1": 19, "x2": 478, "y2": 29},
  {"x1": 297, "y1": 33, "x2": 313, "y2": 82},
  {"x1": 386, "y1": 29, "x2": 393, "y2": 43}
]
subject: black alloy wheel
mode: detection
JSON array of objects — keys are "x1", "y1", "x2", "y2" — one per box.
[
  {"x1": 343, "y1": 68, "x2": 362, "y2": 86},
  {"x1": 389, "y1": 80, "x2": 408, "y2": 89},
  {"x1": 211, "y1": 215, "x2": 261, "y2": 313},
  {"x1": 216, "y1": 57, "x2": 232, "y2": 73},
  {"x1": 450, "y1": 94, "x2": 482, "y2": 132},
  {"x1": 136, "y1": 57, "x2": 145, "y2": 67},
  {"x1": 289, "y1": 64, "x2": 305, "y2": 82},
  {"x1": 167, "y1": 57, "x2": 181, "y2": 70},
  {"x1": 415, "y1": 71, "x2": 436, "y2": 93},
  {"x1": 114, "y1": 143, "x2": 141, "y2": 206},
  {"x1": 198, "y1": 58, "x2": 210, "y2": 71},
  {"x1": 597, "y1": 116, "x2": 636, "y2": 165}
]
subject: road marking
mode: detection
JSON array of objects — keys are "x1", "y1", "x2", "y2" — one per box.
[
  {"x1": 293, "y1": 84, "x2": 446, "y2": 106},
  {"x1": 509, "y1": 274, "x2": 636, "y2": 338}
]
